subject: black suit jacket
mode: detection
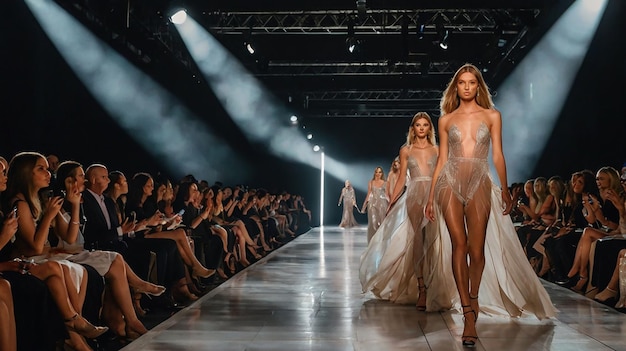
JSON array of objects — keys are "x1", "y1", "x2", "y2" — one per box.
[{"x1": 82, "y1": 190, "x2": 126, "y2": 252}]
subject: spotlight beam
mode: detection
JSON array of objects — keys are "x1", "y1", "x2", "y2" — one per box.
[
  {"x1": 25, "y1": 0, "x2": 245, "y2": 181},
  {"x1": 495, "y1": 0, "x2": 607, "y2": 183}
]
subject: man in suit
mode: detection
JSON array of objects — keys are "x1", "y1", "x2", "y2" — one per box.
[
  {"x1": 82, "y1": 164, "x2": 193, "y2": 305},
  {"x1": 82, "y1": 164, "x2": 134, "y2": 253}
]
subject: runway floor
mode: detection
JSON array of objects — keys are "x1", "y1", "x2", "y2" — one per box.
[{"x1": 121, "y1": 226, "x2": 626, "y2": 351}]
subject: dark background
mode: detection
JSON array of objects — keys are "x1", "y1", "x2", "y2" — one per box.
[{"x1": 1, "y1": 1, "x2": 625, "y2": 226}]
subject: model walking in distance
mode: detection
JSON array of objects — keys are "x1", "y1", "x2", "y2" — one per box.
[
  {"x1": 425, "y1": 63, "x2": 556, "y2": 347},
  {"x1": 385, "y1": 157, "x2": 401, "y2": 202},
  {"x1": 361, "y1": 167, "x2": 388, "y2": 243},
  {"x1": 360, "y1": 112, "x2": 437, "y2": 306},
  {"x1": 338, "y1": 180, "x2": 358, "y2": 228}
]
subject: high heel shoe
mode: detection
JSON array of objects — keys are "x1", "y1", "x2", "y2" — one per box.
[
  {"x1": 135, "y1": 284, "x2": 166, "y2": 298},
  {"x1": 461, "y1": 305, "x2": 478, "y2": 347},
  {"x1": 595, "y1": 287, "x2": 618, "y2": 302},
  {"x1": 191, "y1": 267, "x2": 215, "y2": 279},
  {"x1": 571, "y1": 276, "x2": 588, "y2": 293},
  {"x1": 64, "y1": 313, "x2": 109, "y2": 339}
]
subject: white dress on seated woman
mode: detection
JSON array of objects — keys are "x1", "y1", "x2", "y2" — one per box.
[{"x1": 52, "y1": 212, "x2": 119, "y2": 277}]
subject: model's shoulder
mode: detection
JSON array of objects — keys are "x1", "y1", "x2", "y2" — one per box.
[
  {"x1": 484, "y1": 108, "x2": 501, "y2": 119},
  {"x1": 398, "y1": 144, "x2": 410, "y2": 155},
  {"x1": 438, "y1": 114, "x2": 453, "y2": 129}
]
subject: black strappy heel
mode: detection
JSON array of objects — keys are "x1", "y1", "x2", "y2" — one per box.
[
  {"x1": 461, "y1": 305, "x2": 478, "y2": 347},
  {"x1": 469, "y1": 294, "x2": 479, "y2": 322}
]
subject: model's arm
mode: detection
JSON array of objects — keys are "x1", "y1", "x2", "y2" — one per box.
[
  {"x1": 385, "y1": 174, "x2": 393, "y2": 200},
  {"x1": 338, "y1": 188, "x2": 344, "y2": 206},
  {"x1": 489, "y1": 109, "x2": 512, "y2": 215},
  {"x1": 425, "y1": 116, "x2": 450, "y2": 221},
  {"x1": 389, "y1": 147, "x2": 409, "y2": 209},
  {"x1": 361, "y1": 180, "x2": 373, "y2": 212}
]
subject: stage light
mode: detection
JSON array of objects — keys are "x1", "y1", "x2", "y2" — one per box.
[
  {"x1": 169, "y1": 9, "x2": 187, "y2": 25},
  {"x1": 313, "y1": 145, "x2": 320, "y2": 152},
  {"x1": 346, "y1": 37, "x2": 359, "y2": 53},
  {"x1": 346, "y1": 18, "x2": 360, "y2": 53},
  {"x1": 306, "y1": 133, "x2": 313, "y2": 140},
  {"x1": 244, "y1": 41, "x2": 255, "y2": 55},
  {"x1": 436, "y1": 22, "x2": 449, "y2": 50},
  {"x1": 439, "y1": 30, "x2": 449, "y2": 50}
]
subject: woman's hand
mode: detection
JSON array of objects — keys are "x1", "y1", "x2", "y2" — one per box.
[
  {"x1": 425, "y1": 201, "x2": 435, "y2": 222},
  {"x1": 501, "y1": 188, "x2": 513, "y2": 215},
  {"x1": 44, "y1": 196, "x2": 64, "y2": 219},
  {"x1": 0, "y1": 216, "x2": 18, "y2": 244},
  {"x1": 65, "y1": 181, "x2": 81, "y2": 206},
  {"x1": 0, "y1": 260, "x2": 22, "y2": 273}
]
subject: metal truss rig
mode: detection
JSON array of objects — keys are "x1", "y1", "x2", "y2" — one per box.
[
  {"x1": 205, "y1": 9, "x2": 539, "y2": 35},
  {"x1": 302, "y1": 89, "x2": 443, "y2": 118}
]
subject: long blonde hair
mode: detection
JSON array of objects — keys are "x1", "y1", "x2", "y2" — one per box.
[
  {"x1": 440, "y1": 63, "x2": 494, "y2": 115},
  {"x1": 405, "y1": 111, "x2": 436, "y2": 146}
]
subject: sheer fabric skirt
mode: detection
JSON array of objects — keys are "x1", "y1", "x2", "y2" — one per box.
[{"x1": 359, "y1": 178, "x2": 431, "y2": 304}]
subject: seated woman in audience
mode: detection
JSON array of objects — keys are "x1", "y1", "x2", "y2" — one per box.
[
  {"x1": 566, "y1": 166, "x2": 624, "y2": 293},
  {"x1": 235, "y1": 188, "x2": 273, "y2": 253},
  {"x1": 3, "y1": 152, "x2": 108, "y2": 351},
  {"x1": 250, "y1": 189, "x2": 283, "y2": 249},
  {"x1": 173, "y1": 181, "x2": 230, "y2": 280},
  {"x1": 126, "y1": 172, "x2": 215, "y2": 282},
  {"x1": 293, "y1": 194, "x2": 312, "y2": 231},
  {"x1": 516, "y1": 179, "x2": 538, "y2": 224},
  {"x1": 223, "y1": 186, "x2": 266, "y2": 257},
  {"x1": 104, "y1": 170, "x2": 190, "y2": 310},
  {"x1": 52, "y1": 161, "x2": 160, "y2": 339},
  {"x1": 518, "y1": 177, "x2": 554, "y2": 228},
  {"x1": 544, "y1": 170, "x2": 599, "y2": 286},
  {"x1": 525, "y1": 176, "x2": 567, "y2": 277},
  {"x1": 209, "y1": 185, "x2": 258, "y2": 267}
]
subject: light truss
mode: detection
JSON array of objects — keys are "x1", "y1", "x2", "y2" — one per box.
[{"x1": 205, "y1": 9, "x2": 539, "y2": 35}]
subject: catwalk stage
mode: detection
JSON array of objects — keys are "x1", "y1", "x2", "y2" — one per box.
[{"x1": 121, "y1": 226, "x2": 626, "y2": 351}]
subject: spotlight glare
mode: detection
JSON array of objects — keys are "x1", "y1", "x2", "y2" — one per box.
[
  {"x1": 306, "y1": 133, "x2": 313, "y2": 140},
  {"x1": 170, "y1": 9, "x2": 187, "y2": 25},
  {"x1": 245, "y1": 42, "x2": 255, "y2": 55},
  {"x1": 290, "y1": 115, "x2": 298, "y2": 122},
  {"x1": 313, "y1": 145, "x2": 320, "y2": 152},
  {"x1": 346, "y1": 37, "x2": 359, "y2": 53}
]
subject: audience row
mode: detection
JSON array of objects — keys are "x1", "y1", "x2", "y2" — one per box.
[
  {"x1": 0, "y1": 151, "x2": 312, "y2": 351},
  {"x1": 512, "y1": 164, "x2": 626, "y2": 310}
]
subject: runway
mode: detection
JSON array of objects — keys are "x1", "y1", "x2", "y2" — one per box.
[{"x1": 121, "y1": 226, "x2": 626, "y2": 351}]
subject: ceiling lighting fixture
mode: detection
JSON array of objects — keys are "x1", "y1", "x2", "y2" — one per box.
[
  {"x1": 436, "y1": 22, "x2": 449, "y2": 50},
  {"x1": 346, "y1": 18, "x2": 360, "y2": 53},
  {"x1": 245, "y1": 42, "x2": 255, "y2": 55},
  {"x1": 169, "y1": 9, "x2": 187, "y2": 25}
]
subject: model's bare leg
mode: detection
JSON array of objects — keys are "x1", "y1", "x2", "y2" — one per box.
[{"x1": 440, "y1": 191, "x2": 476, "y2": 345}]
